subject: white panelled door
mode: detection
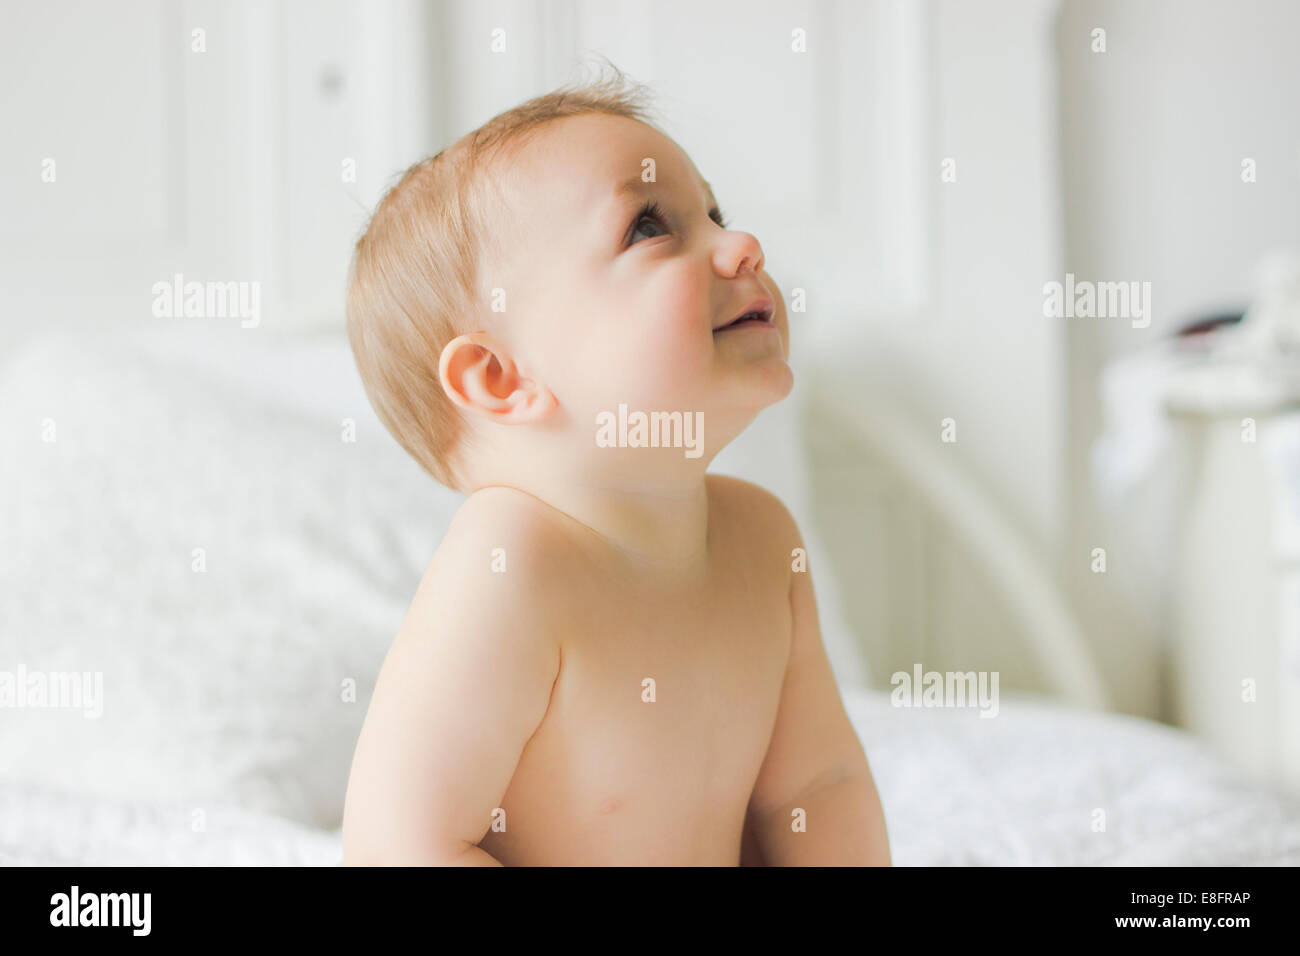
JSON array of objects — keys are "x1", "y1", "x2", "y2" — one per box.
[{"x1": 0, "y1": 0, "x2": 439, "y2": 348}]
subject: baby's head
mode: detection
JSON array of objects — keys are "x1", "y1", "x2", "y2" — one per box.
[{"x1": 347, "y1": 69, "x2": 792, "y2": 493}]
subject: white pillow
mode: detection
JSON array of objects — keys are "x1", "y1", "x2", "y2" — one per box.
[{"x1": 0, "y1": 328, "x2": 463, "y2": 828}]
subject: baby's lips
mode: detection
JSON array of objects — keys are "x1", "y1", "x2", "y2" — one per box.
[
  {"x1": 759, "y1": 271, "x2": 791, "y2": 360},
  {"x1": 760, "y1": 272, "x2": 787, "y2": 320}
]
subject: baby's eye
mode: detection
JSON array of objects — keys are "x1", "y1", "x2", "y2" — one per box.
[{"x1": 629, "y1": 201, "x2": 669, "y2": 244}]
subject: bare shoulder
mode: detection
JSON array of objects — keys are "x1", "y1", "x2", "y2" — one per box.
[
  {"x1": 390, "y1": 484, "x2": 577, "y2": 675},
  {"x1": 441, "y1": 484, "x2": 574, "y2": 553},
  {"x1": 342, "y1": 486, "x2": 569, "y2": 862},
  {"x1": 705, "y1": 473, "x2": 802, "y2": 545},
  {"x1": 415, "y1": 485, "x2": 580, "y2": 601}
]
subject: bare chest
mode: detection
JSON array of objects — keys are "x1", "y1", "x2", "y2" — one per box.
[{"x1": 483, "y1": 565, "x2": 791, "y2": 863}]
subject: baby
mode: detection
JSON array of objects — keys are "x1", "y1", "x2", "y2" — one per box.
[{"x1": 340, "y1": 71, "x2": 890, "y2": 866}]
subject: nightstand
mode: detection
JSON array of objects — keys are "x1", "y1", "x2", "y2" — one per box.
[{"x1": 1164, "y1": 362, "x2": 1300, "y2": 795}]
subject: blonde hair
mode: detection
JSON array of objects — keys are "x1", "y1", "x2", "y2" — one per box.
[{"x1": 346, "y1": 65, "x2": 657, "y2": 491}]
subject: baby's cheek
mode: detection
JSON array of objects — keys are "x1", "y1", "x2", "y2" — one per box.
[
  {"x1": 662, "y1": 267, "x2": 713, "y2": 345},
  {"x1": 663, "y1": 305, "x2": 714, "y2": 385},
  {"x1": 571, "y1": 324, "x2": 682, "y2": 412},
  {"x1": 625, "y1": 271, "x2": 711, "y2": 383},
  {"x1": 630, "y1": 329, "x2": 704, "y2": 404}
]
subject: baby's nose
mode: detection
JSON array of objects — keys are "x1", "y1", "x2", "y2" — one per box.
[{"x1": 714, "y1": 229, "x2": 765, "y2": 277}]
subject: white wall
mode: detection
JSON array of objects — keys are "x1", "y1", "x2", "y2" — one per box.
[
  {"x1": 0, "y1": 0, "x2": 439, "y2": 354},
  {"x1": 866, "y1": 0, "x2": 1065, "y2": 559}
]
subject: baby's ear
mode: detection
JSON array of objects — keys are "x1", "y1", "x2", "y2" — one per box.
[{"x1": 438, "y1": 332, "x2": 556, "y2": 424}]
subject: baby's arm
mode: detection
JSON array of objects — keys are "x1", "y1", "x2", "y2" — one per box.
[
  {"x1": 745, "y1": 499, "x2": 891, "y2": 866},
  {"x1": 341, "y1": 493, "x2": 561, "y2": 866}
]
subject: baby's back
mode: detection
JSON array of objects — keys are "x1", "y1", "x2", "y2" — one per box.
[{"x1": 342, "y1": 478, "x2": 794, "y2": 866}]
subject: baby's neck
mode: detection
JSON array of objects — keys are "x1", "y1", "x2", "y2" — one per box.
[{"x1": 482, "y1": 471, "x2": 712, "y2": 577}]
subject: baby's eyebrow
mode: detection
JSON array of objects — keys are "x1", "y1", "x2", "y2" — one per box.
[
  {"x1": 615, "y1": 175, "x2": 647, "y2": 197},
  {"x1": 613, "y1": 175, "x2": 722, "y2": 216}
]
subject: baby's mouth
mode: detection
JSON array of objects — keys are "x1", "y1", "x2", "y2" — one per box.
[{"x1": 713, "y1": 299, "x2": 775, "y2": 333}]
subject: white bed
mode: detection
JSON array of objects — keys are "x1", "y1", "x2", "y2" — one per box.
[
  {"x1": 3, "y1": 327, "x2": 1299, "y2": 866},
  {"x1": 5, "y1": 686, "x2": 1300, "y2": 866}
]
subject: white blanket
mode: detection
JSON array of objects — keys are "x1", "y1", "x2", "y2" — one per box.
[
  {"x1": 6, "y1": 688, "x2": 1299, "y2": 866},
  {"x1": 849, "y1": 689, "x2": 1300, "y2": 866}
]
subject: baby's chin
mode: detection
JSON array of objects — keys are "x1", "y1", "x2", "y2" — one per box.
[
  {"x1": 700, "y1": 361, "x2": 797, "y2": 441},
  {"x1": 747, "y1": 362, "x2": 796, "y2": 414},
  {"x1": 717, "y1": 347, "x2": 795, "y2": 406}
]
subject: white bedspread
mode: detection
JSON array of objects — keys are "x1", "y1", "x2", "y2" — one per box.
[
  {"x1": 6, "y1": 688, "x2": 1299, "y2": 866},
  {"x1": 849, "y1": 689, "x2": 1300, "y2": 866}
]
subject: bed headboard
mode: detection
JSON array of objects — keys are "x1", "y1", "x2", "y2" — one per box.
[{"x1": 801, "y1": 377, "x2": 1111, "y2": 711}]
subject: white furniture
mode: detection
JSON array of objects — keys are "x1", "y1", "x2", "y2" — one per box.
[{"x1": 1165, "y1": 364, "x2": 1300, "y2": 796}]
